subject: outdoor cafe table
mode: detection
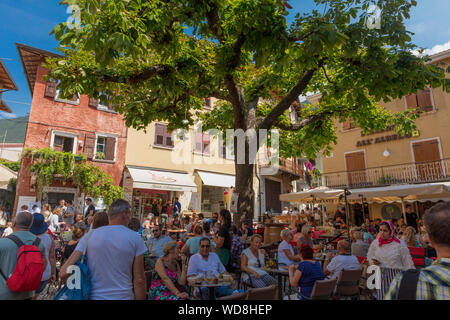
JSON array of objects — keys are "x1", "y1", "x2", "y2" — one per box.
[
  {"x1": 263, "y1": 267, "x2": 290, "y2": 300},
  {"x1": 189, "y1": 281, "x2": 233, "y2": 300}
]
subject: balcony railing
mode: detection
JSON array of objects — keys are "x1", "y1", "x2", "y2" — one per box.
[
  {"x1": 259, "y1": 157, "x2": 304, "y2": 177},
  {"x1": 323, "y1": 158, "x2": 450, "y2": 188}
]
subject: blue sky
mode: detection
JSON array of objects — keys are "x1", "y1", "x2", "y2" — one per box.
[{"x1": 1, "y1": 0, "x2": 449, "y2": 119}]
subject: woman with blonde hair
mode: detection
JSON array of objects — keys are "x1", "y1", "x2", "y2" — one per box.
[
  {"x1": 241, "y1": 234, "x2": 277, "y2": 288},
  {"x1": 149, "y1": 241, "x2": 188, "y2": 300},
  {"x1": 404, "y1": 226, "x2": 420, "y2": 248},
  {"x1": 41, "y1": 203, "x2": 51, "y2": 221}
]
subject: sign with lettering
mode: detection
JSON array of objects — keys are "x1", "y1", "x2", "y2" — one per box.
[{"x1": 356, "y1": 130, "x2": 419, "y2": 147}]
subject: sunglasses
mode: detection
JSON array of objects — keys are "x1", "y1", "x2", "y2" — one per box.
[{"x1": 256, "y1": 259, "x2": 262, "y2": 268}]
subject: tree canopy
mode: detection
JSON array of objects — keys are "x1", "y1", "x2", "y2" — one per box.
[
  {"x1": 46, "y1": 0, "x2": 450, "y2": 221},
  {"x1": 47, "y1": 0, "x2": 449, "y2": 159}
]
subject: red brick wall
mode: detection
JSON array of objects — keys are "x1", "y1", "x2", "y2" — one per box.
[{"x1": 14, "y1": 62, "x2": 127, "y2": 213}]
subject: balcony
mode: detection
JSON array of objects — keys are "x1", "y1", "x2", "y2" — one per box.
[
  {"x1": 259, "y1": 156, "x2": 304, "y2": 178},
  {"x1": 323, "y1": 159, "x2": 450, "y2": 188}
]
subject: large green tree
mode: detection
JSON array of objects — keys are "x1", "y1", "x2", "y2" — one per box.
[{"x1": 47, "y1": 0, "x2": 449, "y2": 224}]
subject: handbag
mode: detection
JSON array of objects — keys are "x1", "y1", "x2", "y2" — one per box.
[{"x1": 54, "y1": 229, "x2": 93, "y2": 300}]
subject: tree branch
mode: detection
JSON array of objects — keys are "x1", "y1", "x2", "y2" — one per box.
[
  {"x1": 259, "y1": 59, "x2": 325, "y2": 130},
  {"x1": 209, "y1": 91, "x2": 232, "y2": 103},
  {"x1": 274, "y1": 111, "x2": 332, "y2": 132},
  {"x1": 205, "y1": 3, "x2": 224, "y2": 43},
  {"x1": 322, "y1": 65, "x2": 334, "y2": 84},
  {"x1": 99, "y1": 65, "x2": 174, "y2": 84}
]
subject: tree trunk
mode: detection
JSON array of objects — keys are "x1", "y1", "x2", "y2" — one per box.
[{"x1": 234, "y1": 161, "x2": 255, "y2": 227}]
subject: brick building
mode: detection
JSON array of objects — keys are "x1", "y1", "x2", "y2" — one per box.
[{"x1": 14, "y1": 43, "x2": 127, "y2": 214}]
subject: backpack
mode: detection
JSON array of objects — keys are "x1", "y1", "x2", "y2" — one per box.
[
  {"x1": 397, "y1": 269, "x2": 420, "y2": 300},
  {"x1": 0, "y1": 235, "x2": 44, "y2": 292}
]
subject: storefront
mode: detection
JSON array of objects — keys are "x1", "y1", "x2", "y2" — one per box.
[
  {"x1": 195, "y1": 170, "x2": 235, "y2": 215},
  {"x1": 124, "y1": 166, "x2": 197, "y2": 220}
]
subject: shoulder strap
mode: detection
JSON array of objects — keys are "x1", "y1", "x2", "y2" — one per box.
[
  {"x1": 33, "y1": 236, "x2": 41, "y2": 247},
  {"x1": 397, "y1": 269, "x2": 420, "y2": 300},
  {"x1": 80, "y1": 228, "x2": 94, "y2": 264},
  {"x1": 6, "y1": 234, "x2": 24, "y2": 248}
]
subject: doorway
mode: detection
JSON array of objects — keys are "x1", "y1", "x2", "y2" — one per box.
[
  {"x1": 412, "y1": 138, "x2": 443, "y2": 181},
  {"x1": 345, "y1": 151, "x2": 367, "y2": 186}
]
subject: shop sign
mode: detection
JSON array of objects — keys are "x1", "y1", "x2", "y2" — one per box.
[
  {"x1": 356, "y1": 130, "x2": 419, "y2": 147},
  {"x1": 149, "y1": 172, "x2": 177, "y2": 183}
]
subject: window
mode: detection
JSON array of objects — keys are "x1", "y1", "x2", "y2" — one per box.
[
  {"x1": 55, "y1": 90, "x2": 79, "y2": 105},
  {"x1": 94, "y1": 134, "x2": 117, "y2": 161},
  {"x1": 204, "y1": 98, "x2": 212, "y2": 110},
  {"x1": 405, "y1": 87, "x2": 434, "y2": 112},
  {"x1": 220, "y1": 138, "x2": 234, "y2": 160},
  {"x1": 89, "y1": 94, "x2": 116, "y2": 112},
  {"x1": 194, "y1": 132, "x2": 210, "y2": 155},
  {"x1": 342, "y1": 119, "x2": 357, "y2": 131},
  {"x1": 50, "y1": 131, "x2": 78, "y2": 154},
  {"x1": 154, "y1": 123, "x2": 174, "y2": 148}
]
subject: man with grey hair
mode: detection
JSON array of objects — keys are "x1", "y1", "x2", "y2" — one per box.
[
  {"x1": 60, "y1": 199, "x2": 147, "y2": 300},
  {"x1": 323, "y1": 239, "x2": 361, "y2": 280},
  {"x1": 0, "y1": 211, "x2": 47, "y2": 300},
  {"x1": 351, "y1": 229, "x2": 369, "y2": 257}
]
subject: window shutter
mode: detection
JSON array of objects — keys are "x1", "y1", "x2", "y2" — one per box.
[
  {"x1": 405, "y1": 93, "x2": 418, "y2": 109},
  {"x1": 204, "y1": 98, "x2": 212, "y2": 110},
  {"x1": 53, "y1": 136, "x2": 63, "y2": 152},
  {"x1": 44, "y1": 81, "x2": 57, "y2": 98},
  {"x1": 105, "y1": 137, "x2": 116, "y2": 161},
  {"x1": 89, "y1": 98, "x2": 99, "y2": 108},
  {"x1": 194, "y1": 132, "x2": 202, "y2": 152},
  {"x1": 154, "y1": 124, "x2": 165, "y2": 146},
  {"x1": 84, "y1": 133, "x2": 96, "y2": 159},
  {"x1": 417, "y1": 88, "x2": 433, "y2": 112},
  {"x1": 165, "y1": 130, "x2": 174, "y2": 147},
  {"x1": 202, "y1": 133, "x2": 210, "y2": 155}
]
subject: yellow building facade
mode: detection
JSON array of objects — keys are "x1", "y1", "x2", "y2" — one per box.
[{"x1": 318, "y1": 50, "x2": 450, "y2": 221}]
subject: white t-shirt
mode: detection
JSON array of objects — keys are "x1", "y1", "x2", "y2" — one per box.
[
  {"x1": 281, "y1": 210, "x2": 289, "y2": 216},
  {"x1": 326, "y1": 254, "x2": 361, "y2": 280},
  {"x1": 2, "y1": 227, "x2": 13, "y2": 237},
  {"x1": 367, "y1": 239, "x2": 415, "y2": 270},
  {"x1": 278, "y1": 240, "x2": 295, "y2": 267},
  {"x1": 75, "y1": 225, "x2": 147, "y2": 300},
  {"x1": 187, "y1": 252, "x2": 226, "y2": 277},
  {"x1": 47, "y1": 214, "x2": 60, "y2": 232}
]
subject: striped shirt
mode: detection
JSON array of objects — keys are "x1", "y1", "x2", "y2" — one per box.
[{"x1": 385, "y1": 258, "x2": 450, "y2": 300}]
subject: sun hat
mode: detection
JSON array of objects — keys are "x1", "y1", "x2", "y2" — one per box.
[{"x1": 30, "y1": 213, "x2": 49, "y2": 235}]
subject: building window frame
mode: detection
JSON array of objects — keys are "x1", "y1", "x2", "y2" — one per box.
[
  {"x1": 50, "y1": 130, "x2": 78, "y2": 154},
  {"x1": 93, "y1": 132, "x2": 118, "y2": 162},
  {"x1": 409, "y1": 136, "x2": 445, "y2": 178},
  {"x1": 403, "y1": 86, "x2": 435, "y2": 113},
  {"x1": 54, "y1": 89, "x2": 80, "y2": 106}
]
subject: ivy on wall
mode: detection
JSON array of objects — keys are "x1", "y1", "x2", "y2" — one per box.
[{"x1": 22, "y1": 147, "x2": 123, "y2": 206}]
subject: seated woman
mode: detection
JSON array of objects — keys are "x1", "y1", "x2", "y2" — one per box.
[
  {"x1": 403, "y1": 226, "x2": 421, "y2": 248},
  {"x1": 296, "y1": 225, "x2": 323, "y2": 251},
  {"x1": 149, "y1": 241, "x2": 189, "y2": 300},
  {"x1": 278, "y1": 229, "x2": 301, "y2": 268},
  {"x1": 215, "y1": 230, "x2": 232, "y2": 272},
  {"x1": 292, "y1": 222, "x2": 306, "y2": 243},
  {"x1": 62, "y1": 227, "x2": 86, "y2": 264},
  {"x1": 288, "y1": 245, "x2": 325, "y2": 300},
  {"x1": 181, "y1": 225, "x2": 203, "y2": 255},
  {"x1": 241, "y1": 234, "x2": 277, "y2": 288}
]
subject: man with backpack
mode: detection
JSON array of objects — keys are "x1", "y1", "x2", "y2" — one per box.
[
  {"x1": 0, "y1": 211, "x2": 47, "y2": 300},
  {"x1": 385, "y1": 201, "x2": 450, "y2": 300}
]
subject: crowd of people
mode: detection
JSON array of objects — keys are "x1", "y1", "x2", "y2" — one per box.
[{"x1": 0, "y1": 198, "x2": 448, "y2": 300}]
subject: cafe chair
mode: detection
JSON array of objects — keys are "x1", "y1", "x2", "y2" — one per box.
[
  {"x1": 217, "y1": 291, "x2": 248, "y2": 300},
  {"x1": 246, "y1": 284, "x2": 278, "y2": 300},
  {"x1": 334, "y1": 269, "x2": 363, "y2": 300},
  {"x1": 145, "y1": 270, "x2": 153, "y2": 292},
  {"x1": 240, "y1": 270, "x2": 257, "y2": 291},
  {"x1": 298, "y1": 279, "x2": 337, "y2": 300}
]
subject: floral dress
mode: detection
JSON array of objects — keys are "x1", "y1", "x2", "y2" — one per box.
[{"x1": 148, "y1": 260, "x2": 186, "y2": 300}]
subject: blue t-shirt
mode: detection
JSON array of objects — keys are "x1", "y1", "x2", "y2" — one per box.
[
  {"x1": 363, "y1": 232, "x2": 375, "y2": 245},
  {"x1": 297, "y1": 260, "x2": 325, "y2": 299},
  {"x1": 186, "y1": 236, "x2": 203, "y2": 255},
  {"x1": 148, "y1": 235, "x2": 172, "y2": 258}
]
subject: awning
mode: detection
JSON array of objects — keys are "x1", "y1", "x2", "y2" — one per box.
[
  {"x1": 197, "y1": 171, "x2": 235, "y2": 188},
  {"x1": 0, "y1": 164, "x2": 17, "y2": 190},
  {"x1": 347, "y1": 182, "x2": 450, "y2": 202},
  {"x1": 127, "y1": 167, "x2": 197, "y2": 193},
  {"x1": 279, "y1": 186, "x2": 344, "y2": 202}
]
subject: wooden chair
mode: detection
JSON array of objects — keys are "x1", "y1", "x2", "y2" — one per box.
[
  {"x1": 217, "y1": 292, "x2": 248, "y2": 300},
  {"x1": 246, "y1": 284, "x2": 278, "y2": 300},
  {"x1": 298, "y1": 279, "x2": 337, "y2": 300},
  {"x1": 358, "y1": 263, "x2": 376, "y2": 300},
  {"x1": 334, "y1": 269, "x2": 363, "y2": 300}
]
